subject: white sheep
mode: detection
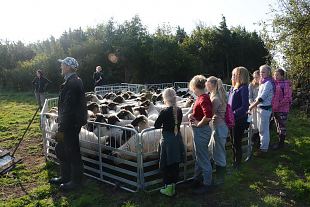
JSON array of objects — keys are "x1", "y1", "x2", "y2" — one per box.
[{"x1": 115, "y1": 124, "x2": 193, "y2": 160}]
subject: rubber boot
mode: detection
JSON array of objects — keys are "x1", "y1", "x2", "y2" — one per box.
[
  {"x1": 213, "y1": 165, "x2": 226, "y2": 186},
  {"x1": 49, "y1": 162, "x2": 70, "y2": 185},
  {"x1": 60, "y1": 163, "x2": 83, "y2": 191},
  {"x1": 160, "y1": 184, "x2": 175, "y2": 197}
]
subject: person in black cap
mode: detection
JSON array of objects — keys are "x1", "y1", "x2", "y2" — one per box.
[{"x1": 49, "y1": 57, "x2": 87, "y2": 191}]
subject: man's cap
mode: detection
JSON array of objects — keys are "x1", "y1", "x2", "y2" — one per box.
[{"x1": 58, "y1": 57, "x2": 79, "y2": 69}]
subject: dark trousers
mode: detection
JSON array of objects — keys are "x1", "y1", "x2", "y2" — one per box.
[
  {"x1": 273, "y1": 112, "x2": 288, "y2": 136},
  {"x1": 55, "y1": 126, "x2": 83, "y2": 183},
  {"x1": 162, "y1": 163, "x2": 179, "y2": 185},
  {"x1": 231, "y1": 118, "x2": 247, "y2": 165}
]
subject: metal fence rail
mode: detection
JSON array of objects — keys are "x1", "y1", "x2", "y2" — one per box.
[{"x1": 41, "y1": 81, "x2": 253, "y2": 193}]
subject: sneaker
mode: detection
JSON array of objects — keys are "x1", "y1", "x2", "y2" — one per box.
[{"x1": 160, "y1": 184, "x2": 175, "y2": 197}]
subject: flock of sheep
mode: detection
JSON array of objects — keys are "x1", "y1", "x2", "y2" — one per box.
[{"x1": 43, "y1": 88, "x2": 195, "y2": 161}]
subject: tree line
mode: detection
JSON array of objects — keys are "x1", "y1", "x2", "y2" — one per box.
[{"x1": 0, "y1": 16, "x2": 270, "y2": 92}]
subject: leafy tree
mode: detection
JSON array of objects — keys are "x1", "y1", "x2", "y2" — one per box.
[{"x1": 261, "y1": 0, "x2": 310, "y2": 88}]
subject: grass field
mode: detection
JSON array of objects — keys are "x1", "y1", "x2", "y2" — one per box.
[{"x1": 0, "y1": 90, "x2": 309, "y2": 207}]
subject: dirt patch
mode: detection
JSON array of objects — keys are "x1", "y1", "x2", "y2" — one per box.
[{"x1": 1, "y1": 135, "x2": 45, "y2": 200}]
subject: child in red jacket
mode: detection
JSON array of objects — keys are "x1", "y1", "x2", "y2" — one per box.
[{"x1": 272, "y1": 68, "x2": 292, "y2": 150}]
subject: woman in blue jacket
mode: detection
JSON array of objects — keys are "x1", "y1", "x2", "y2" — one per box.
[{"x1": 228, "y1": 66, "x2": 250, "y2": 169}]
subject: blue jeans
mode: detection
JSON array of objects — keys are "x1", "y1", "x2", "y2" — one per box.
[
  {"x1": 192, "y1": 125, "x2": 212, "y2": 186},
  {"x1": 209, "y1": 122, "x2": 228, "y2": 167}
]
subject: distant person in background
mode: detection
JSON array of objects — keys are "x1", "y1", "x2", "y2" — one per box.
[
  {"x1": 154, "y1": 88, "x2": 185, "y2": 197},
  {"x1": 249, "y1": 65, "x2": 275, "y2": 154},
  {"x1": 272, "y1": 68, "x2": 292, "y2": 150},
  {"x1": 93, "y1": 66, "x2": 104, "y2": 88},
  {"x1": 32, "y1": 69, "x2": 51, "y2": 109},
  {"x1": 249, "y1": 70, "x2": 260, "y2": 149},
  {"x1": 228, "y1": 67, "x2": 249, "y2": 169}
]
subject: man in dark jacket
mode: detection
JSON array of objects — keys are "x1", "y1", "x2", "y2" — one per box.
[
  {"x1": 32, "y1": 70, "x2": 51, "y2": 109},
  {"x1": 49, "y1": 57, "x2": 87, "y2": 191},
  {"x1": 93, "y1": 65, "x2": 104, "y2": 88}
]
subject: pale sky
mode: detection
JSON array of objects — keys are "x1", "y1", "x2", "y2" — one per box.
[{"x1": 0, "y1": 0, "x2": 277, "y2": 43}]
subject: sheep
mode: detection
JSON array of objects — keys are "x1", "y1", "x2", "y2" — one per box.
[
  {"x1": 107, "y1": 115, "x2": 133, "y2": 127},
  {"x1": 141, "y1": 100, "x2": 159, "y2": 121},
  {"x1": 91, "y1": 116, "x2": 127, "y2": 148},
  {"x1": 87, "y1": 110, "x2": 96, "y2": 119},
  {"x1": 115, "y1": 124, "x2": 193, "y2": 160},
  {"x1": 116, "y1": 109, "x2": 136, "y2": 120},
  {"x1": 86, "y1": 93, "x2": 102, "y2": 105},
  {"x1": 133, "y1": 106, "x2": 148, "y2": 117},
  {"x1": 43, "y1": 112, "x2": 58, "y2": 136},
  {"x1": 87, "y1": 102, "x2": 100, "y2": 114},
  {"x1": 182, "y1": 104, "x2": 194, "y2": 122},
  {"x1": 79, "y1": 128, "x2": 108, "y2": 153},
  {"x1": 113, "y1": 95, "x2": 125, "y2": 104},
  {"x1": 122, "y1": 92, "x2": 130, "y2": 100},
  {"x1": 115, "y1": 128, "x2": 162, "y2": 160},
  {"x1": 100, "y1": 104, "x2": 109, "y2": 114},
  {"x1": 104, "y1": 92, "x2": 117, "y2": 100},
  {"x1": 120, "y1": 104, "x2": 135, "y2": 113},
  {"x1": 131, "y1": 115, "x2": 154, "y2": 132}
]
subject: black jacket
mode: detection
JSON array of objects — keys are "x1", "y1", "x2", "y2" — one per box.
[
  {"x1": 32, "y1": 77, "x2": 51, "y2": 93},
  {"x1": 93, "y1": 71, "x2": 104, "y2": 86},
  {"x1": 58, "y1": 73, "x2": 87, "y2": 132}
]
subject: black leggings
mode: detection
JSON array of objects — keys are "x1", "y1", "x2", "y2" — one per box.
[
  {"x1": 162, "y1": 163, "x2": 180, "y2": 185},
  {"x1": 231, "y1": 119, "x2": 248, "y2": 165}
]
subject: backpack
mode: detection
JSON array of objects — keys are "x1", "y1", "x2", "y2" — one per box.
[{"x1": 225, "y1": 104, "x2": 235, "y2": 128}]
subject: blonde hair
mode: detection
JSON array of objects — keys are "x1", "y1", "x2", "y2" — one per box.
[
  {"x1": 162, "y1": 88, "x2": 179, "y2": 135},
  {"x1": 232, "y1": 66, "x2": 250, "y2": 88},
  {"x1": 162, "y1": 88, "x2": 177, "y2": 106},
  {"x1": 251, "y1": 70, "x2": 260, "y2": 86},
  {"x1": 189, "y1": 75, "x2": 207, "y2": 91},
  {"x1": 207, "y1": 76, "x2": 227, "y2": 105}
]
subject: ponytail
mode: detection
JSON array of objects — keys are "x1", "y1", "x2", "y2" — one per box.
[
  {"x1": 207, "y1": 76, "x2": 227, "y2": 105},
  {"x1": 217, "y1": 78, "x2": 227, "y2": 105},
  {"x1": 162, "y1": 87, "x2": 179, "y2": 135}
]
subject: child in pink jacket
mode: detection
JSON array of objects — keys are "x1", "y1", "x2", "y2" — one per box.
[{"x1": 272, "y1": 69, "x2": 292, "y2": 150}]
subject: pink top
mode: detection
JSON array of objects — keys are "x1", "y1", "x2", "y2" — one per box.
[{"x1": 272, "y1": 80, "x2": 292, "y2": 113}]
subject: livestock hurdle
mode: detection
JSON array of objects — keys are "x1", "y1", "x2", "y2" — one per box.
[
  {"x1": 41, "y1": 85, "x2": 253, "y2": 193},
  {"x1": 95, "y1": 82, "x2": 232, "y2": 96},
  {"x1": 41, "y1": 101, "x2": 143, "y2": 191},
  {"x1": 95, "y1": 83, "x2": 145, "y2": 96},
  {"x1": 41, "y1": 98, "x2": 195, "y2": 192}
]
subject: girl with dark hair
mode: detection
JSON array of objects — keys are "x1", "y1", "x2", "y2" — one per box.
[{"x1": 272, "y1": 69, "x2": 292, "y2": 150}]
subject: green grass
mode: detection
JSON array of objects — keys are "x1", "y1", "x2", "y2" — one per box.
[{"x1": 1, "y1": 90, "x2": 309, "y2": 207}]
